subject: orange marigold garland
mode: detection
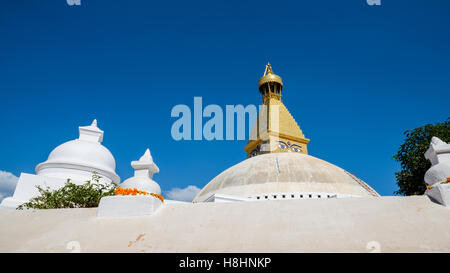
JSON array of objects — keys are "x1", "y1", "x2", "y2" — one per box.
[
  {"x1": 426, "y1": 177, "x2": 450, "y2": 190},
  {"x1": 115, "y1": 187, "x2": 164, "y2": 202}
]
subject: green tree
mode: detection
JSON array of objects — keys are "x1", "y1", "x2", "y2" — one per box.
[
  {"x1": 17, "y1": 173, "x2": 117, "y2": 210},
  {"x1": 394, "y1": 119, "x2": 450, "y2": 195}
]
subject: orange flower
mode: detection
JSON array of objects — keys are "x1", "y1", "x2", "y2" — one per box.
[
  {"x1": 447, "y1": 177, "x2": 450, "y2": 182},
  {"x1": 114, "y1": 187, "x2": 164, "y2": 202},
  {"x1": 427, "y1": 186, "x2": 432, "y2": 190}
]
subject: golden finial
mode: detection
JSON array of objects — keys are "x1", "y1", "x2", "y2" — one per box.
[
  {"x1": 258, "y1": 62, "x2": 283, "y2": 91},
  {"x1": 264, "y1": 62, "x2": 274, "y2": 76}
]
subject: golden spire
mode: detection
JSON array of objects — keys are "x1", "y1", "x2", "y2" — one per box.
[
  {"x1": 258, "y1": 62, "x2": 283, "y2": 100},
  {"x1": 244, "y1": 63, "x2": 310, "y2": 158}
]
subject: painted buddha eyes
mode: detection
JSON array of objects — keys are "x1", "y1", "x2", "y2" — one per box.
[{"x1": 278, "y1": 141, "x2": 302, "y2": 153}]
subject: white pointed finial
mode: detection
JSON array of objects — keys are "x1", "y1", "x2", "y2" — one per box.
[
  {"x1": 425, "y1": 136, "x2": 450, "y2": 167},
  {"x1": 78, "y1": 119, "x2": 104, "y2": 143},
  {"x1": 131, "y1": 148, "x2": 159, "y2": 176},
  {"x1": 431, "y1": 136, "x2": 446, "y2": 146},
  {"x1": 139, "y1": 148, "x2": 153, "y2": 162}
]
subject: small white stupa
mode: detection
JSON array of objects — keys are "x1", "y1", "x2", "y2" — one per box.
[
  {"x1": 119, "y1": 149, "x2": 161, "y2": 194},
  {"x1": 97, "y1": 149, "x2": 164, "y2": 218},
  {"x1": 1, "y1": 119, "x2": 120, "y2": 209},
  {"x1": 424, "y1": 136, "x2": 450, "y2": 206}
]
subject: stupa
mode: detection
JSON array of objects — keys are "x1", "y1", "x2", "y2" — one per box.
[
  {"x1": 194, "y1": 63, "x2": 379, "y2": 202},
  {"x1": 424, "y1": 137, "x2": 450, "y2": 206},
  {"x1": 97, "y1": 149, "x2": 163, "y2": 218},
  {"x1": 119, "y1": 149, "x2": 161, "y2": 194},
  {"x1": 1, "y1": 119, "x2": 120, "y2": 208}
]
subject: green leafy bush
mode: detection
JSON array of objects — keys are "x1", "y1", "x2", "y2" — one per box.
[
  {"x1": 394, "y1": 118, "x2": 450, "y2": 195},
  {"x1": 17, "y1": 173, "x2": 117, "y2": 210}
]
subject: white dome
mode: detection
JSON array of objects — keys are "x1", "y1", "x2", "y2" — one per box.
[
  {"x1": 193, "y1": 153, "x2": 379, "y2": 202},
  {"x1": 38, "y1": 139, "x2": 116, "y2": 174},
  {"x1": 120, "y1": 149, "x2": 161, "y2": 194},
  {"x1": 35, "y1": 120, "x2": 120, "y2": 183},
  {"x1": 120, "y1": 176, "x2": 161, "y2": 195}
]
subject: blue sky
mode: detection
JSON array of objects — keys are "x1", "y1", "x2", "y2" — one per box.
[{"x1": 0, "y1": 0, "x2": 449, "y2": 199}]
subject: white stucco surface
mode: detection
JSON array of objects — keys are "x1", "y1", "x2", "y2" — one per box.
[
  {"x1": 0, "y1": 173, "x2": 71, "y2": 208},
  {"x1": 97, "y1": 195, "x2": 162, "y2": 218},
  {"x1": 425, "y1": 137, "x2": 450, "y2": 186},
  {"x1": 427, "y1": 184, "x2": 450, "y2": 207},
  {"x1": 194, "y1": 153, "x2": 379, "y2": 202},
  {"x1": 0, "y1": 196, "x2": 449, "y2": 253},
  {"x1": 424, "y1": 137, "x2": 450, "y2": 207}
]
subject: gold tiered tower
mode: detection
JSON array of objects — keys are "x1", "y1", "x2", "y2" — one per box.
[{"x1": 244, "y1": 63, "x2": 310, "y2": 158}]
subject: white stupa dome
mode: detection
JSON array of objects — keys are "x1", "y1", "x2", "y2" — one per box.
[
  {"x1": 193, "y1": 153, "x2": 379, "y2": 202},
  {"x1": 120, "y1": 149, "x2": 161, "y2": 194},
  {"x1": 35, "y1": 119, "x2": 120, "y2": 183}
]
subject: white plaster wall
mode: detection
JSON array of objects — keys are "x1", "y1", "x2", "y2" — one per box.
[
  {"x1": 1, "y1": 173, "x2": 70, "y2": 208},
  {"x1": 97, "y1": 196, "x2": 162, "y2": 218},
  {"x1": 0, "y1": 172, "x2": 112, "y2": 209},
  {"x1": 0, "y1": 196, "x2": 449, "y2": 253}
]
